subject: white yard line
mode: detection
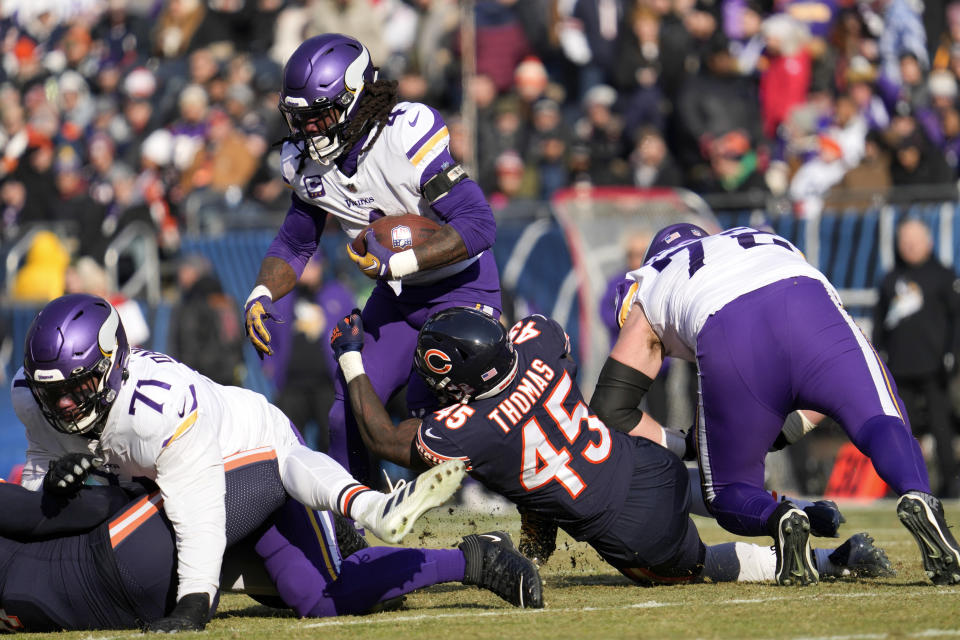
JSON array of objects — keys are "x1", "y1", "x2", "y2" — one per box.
[{"x1": 298, "y1": 589, "x2": 960, "y2": 629}]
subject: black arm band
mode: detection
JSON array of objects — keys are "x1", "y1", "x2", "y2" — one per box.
[
  {"x1": 422, "y1": 163, "x2": 468, "y2": 203},
  {"x1": 590, "y1": 357, "x2": 653, "y2": 433}
]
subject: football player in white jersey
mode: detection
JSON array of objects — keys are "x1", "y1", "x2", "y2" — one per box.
[
  {"x1": 14, "y1": 294, "x2": 466, "y2": 631},
  {"x1": 592, "y1": 223, "x2": 960, "y2": 587},
  {"x1": 243, "y1": 34, "x2": 501, "y2": 483}
]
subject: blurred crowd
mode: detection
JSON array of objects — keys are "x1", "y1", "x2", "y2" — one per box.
[{"x1": 4, "y1": 0, "x2": 960, "y2": 304}]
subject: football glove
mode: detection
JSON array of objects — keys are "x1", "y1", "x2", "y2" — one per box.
[
  {"x1": 244, "y1": 294, "x2": 282, "y2": 359},
  {"x1": 518, "y1": 509, "x2": 558, "y2": 564},
  {"x1": 330, "y1": 309, "x2": 364, "y2": 360},
  {"x1": 346, "y1": 229, "x2": 393, "y2": 280},
  {"x1": 44, "y1": 453, "x2": 103, "y2": 497},
  {"x1": 805, "y1": 499, "x2": 846, "y2": 538},
  {"x1": 143, "y1": 592, "x2": 210, "y2": 633}
]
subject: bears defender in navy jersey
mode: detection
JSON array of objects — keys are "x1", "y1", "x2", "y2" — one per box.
[
  {"x1": 333, "y1": 306, "x2": 896, "y2": 585},
  {"x1": 416, "y1": 315, "x2": 633, "y2": 541}
]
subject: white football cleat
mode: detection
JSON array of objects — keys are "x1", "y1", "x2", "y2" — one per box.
[{"x1": 359, "y1": 460, "x2": 466, "y2": 544}]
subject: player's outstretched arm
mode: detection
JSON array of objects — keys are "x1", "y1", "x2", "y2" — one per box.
[{"x1": 330, "y1": 309, "x2": 422, "y2": 468}]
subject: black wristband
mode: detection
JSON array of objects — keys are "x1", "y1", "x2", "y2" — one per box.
[{"x1": 590, "y1": 357, "x2": 653, "y2": 433}]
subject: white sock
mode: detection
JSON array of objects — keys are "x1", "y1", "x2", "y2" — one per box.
[
  {"x1": 815, "y1": 547, "x2": 838, "y2": 577},
  {"x1": 703, "y1": 542, "x2": 776, "y2": 582},
  {"x1": 280, "y1": 445, "x2": 375, "y2": 516}
]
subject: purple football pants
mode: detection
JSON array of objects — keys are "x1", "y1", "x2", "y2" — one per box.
[
  {"x1": 328, "y1": 256, "x2": 501, "y2": 483},
  {"x1": 695, "y1": 277, "x2": 930, "y2": 537},
  {"x1": 254, "y1": 505, "x2": 465, "y2": 617},
  {"x1": 251, "y1": 421, "x2": 466, "y2": 617}
]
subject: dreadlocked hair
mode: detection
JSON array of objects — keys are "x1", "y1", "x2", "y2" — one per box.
[
  {"x1": 342, "y1": 76, "x2": 399, "y2": 154},
  {"x1": 273, "y1": 76, "x2": 399, "y2": 173}
]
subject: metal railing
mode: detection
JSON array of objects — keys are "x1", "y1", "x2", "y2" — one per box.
[{"x1": 103, "y1": 221, "x2": 161, "y2": 306}]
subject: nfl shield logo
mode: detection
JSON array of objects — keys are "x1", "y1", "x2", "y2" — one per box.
[
  {"x1": 391, "y1": 225, "x2": 413, "y2": 250},
  {"x1": 480, "y1": 367, "x2": 498, "y2": 382}
]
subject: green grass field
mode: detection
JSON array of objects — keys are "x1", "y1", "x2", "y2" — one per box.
[{"x1": 20, "y1": 499, "x2": 960, "y2": 640}]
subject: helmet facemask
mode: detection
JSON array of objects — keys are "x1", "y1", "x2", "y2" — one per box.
[
  {"x1": 27, "y1": 355, "x2": 117, "y2": 436},
  {"x1": 24, "y1": 295, "x2": 129, "y2": 438},
  {"x1": 279, "y1": 41, "x2": 374, "y2": 165}
]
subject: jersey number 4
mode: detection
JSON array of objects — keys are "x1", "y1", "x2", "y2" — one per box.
[{"x1": 520, "y1": 372, "x2": 611, "y2": 498}]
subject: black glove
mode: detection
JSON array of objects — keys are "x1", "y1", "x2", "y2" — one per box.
[
  {"x1": 143, "y1": 592, "x2": 210, "y2": 633},
  {"x1": 43, "y1": 453, "x2": 102, "y2": 497},
  {"x1": 805, "y1": 499, "x2": 846, "y2": 538}
]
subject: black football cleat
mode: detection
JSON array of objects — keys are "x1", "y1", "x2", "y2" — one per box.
[
  {"x1": 897, "y1": 492, "x2": 960, "y2": 585},
  {"x1": 459, "y1": 531, "x2": 544, "y2": 608},
  {"x1": 768, "y1": 501, "x2": 819, "y2": 586},
  {"x1": 828, "y1": 532, "x2": 896, "y2": 578},
  {"x1": 332, "y1": 513, "x2": 369, "y2": 558}
]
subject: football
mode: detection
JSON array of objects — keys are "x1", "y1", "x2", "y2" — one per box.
[{"x1": 350, "y1": 214, "x2": 441, "y2": 255}]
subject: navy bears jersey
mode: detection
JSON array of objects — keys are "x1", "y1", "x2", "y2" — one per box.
[{"x1": 416, "y1": 315, "x2": 635, "y2": 541}]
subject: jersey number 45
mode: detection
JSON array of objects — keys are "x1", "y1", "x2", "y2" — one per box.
[{"x1": 520, "y1": 371, "x2": 611, "y2": 499}]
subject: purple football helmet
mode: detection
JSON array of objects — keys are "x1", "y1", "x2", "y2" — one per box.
[
  {"x1": 643, "y1": 222, "x2": 709, "y2": 264},
  {"x1": 23, "y1": 294, "x2": 130, "y2": 436},
  {"x1": 279, "y1": 33, "x2": 377, "y2": 164}
]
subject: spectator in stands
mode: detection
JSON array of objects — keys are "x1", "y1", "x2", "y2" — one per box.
[
  {"x1": 614, "y1": 5, "x2": 667, "y2": 135},
  {"x1": 153, "y1": 0, "x2": 206, "y2": 59},
  {"x1": 574, "y1": 84, "x2": 629, "y2": 185},
  {"x1": 629, "y1": 126, "x2": 682, "y2": 188},
  {"x1": 846, "y1": 56, "x2": 891, "y2": 131},
  {"x1": 489, "y1": 150, "x2": 538, "y2": 209},
  {"x1": 63, "y1": 256, "x2": 151, "y2": 347},
  {"x1": 268, "y1": 253, "x2": 354, "y2": 452},
  {"x1": 726, "y1": 0, "x2": 766, "y2": 76},
  {"x1": 169, "y1": 254, "x2": 244, "y2": 386},
  {"x1": 874, "y1": 218, "x2": 960, "y2": 498},
  {"x1": 51, "y1": 146, "x2": 108, "y2": 261},
  {"x1": 759, "y1": 14, "x2": 812, "y2": 142},
  {"x1": 676, "y1": 33, "x2": 762, "y2": 173},
  {"x1": 878, "y1": 0, "x2": 929, "y2": 86},
  {"x1": 823, "y1": 129, "x2": 892, "y2": 210},
  {"x1": 697, "y1": 129, "x2": 769, "y2": 199},
  {"x1": 10, "y1": 230, "x2": 70, "y2": 302},
  {"x1": 890, "y1": 129, "x2": 954, "y2": 189},
  {"x1": 525, "y1": 98, "x2": 569, "y2": 199},
  {"x1": 571, "y1": 0, "x2": 626, "y2": 96}
]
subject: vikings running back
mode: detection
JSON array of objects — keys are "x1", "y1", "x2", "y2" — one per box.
[
  {"x1": 597, "y1": 223, "x2": 960, "y2": 586},
  {"x1": 244, "y1": 34, "x2": 500, "y2": 482},
  {"x1": 14, "y1": 294, "x2": 467, "y2": 630},
  {"x1": 331, "y1": 307, "x2": 896, "y2": 585}
]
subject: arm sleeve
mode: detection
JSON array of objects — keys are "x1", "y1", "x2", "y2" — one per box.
[
  {"x1": 422, "y1": 150, "x2": 496, "y2": 257},
  {"x1": 0, "y1": 483, "x2": 130, "y2": 539},
  {"x1": 263, "y1": 193, "x2": 328, "y2": 281},
  {"x1": 153, "y1": 411, "x2": 226, "y2": 602}
]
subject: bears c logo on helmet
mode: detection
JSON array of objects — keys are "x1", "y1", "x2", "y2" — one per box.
[{"x1": 423, "y1": 349, "x2": 452, "y2": 374}]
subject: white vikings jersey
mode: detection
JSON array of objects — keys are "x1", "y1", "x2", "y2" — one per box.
[
  {"x1": 13, "y1": 348, "x2": 298, "y2": 601},
  {"x1": 280, "y1": 100, "x2": 478, "y2": 285},
  {"x1": 623, "y1": 227, "x2": 837, "y2": 361}
]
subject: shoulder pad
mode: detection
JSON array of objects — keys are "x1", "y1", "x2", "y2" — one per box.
[
  {"x1": 387, "y1": 102, "x2": 450, "y2": 168},
  {"x1": 280, "y1": 141, "x2": 307, "y2": 185}
]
